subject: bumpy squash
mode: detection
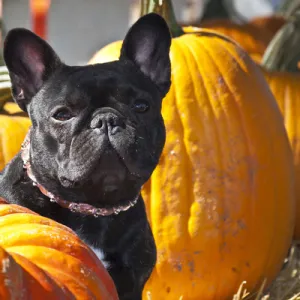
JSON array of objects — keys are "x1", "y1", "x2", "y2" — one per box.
[
  {"x1": 0, "y1": 102, "x2": 31, "y2": 170},
  {"x1": 89, "y1": 1, "x2": 295, "y2": 299},
  {"x1": 0, "y1": 197, "x2": 119, "y2": 299}
]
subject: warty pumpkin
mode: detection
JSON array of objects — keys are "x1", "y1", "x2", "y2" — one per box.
[
  {"x1": 0, "y1": 197, "x2": 119, "y2": 299},
  {"x1": 89, "y1": 0, "x2": 295, "y2": 299}
]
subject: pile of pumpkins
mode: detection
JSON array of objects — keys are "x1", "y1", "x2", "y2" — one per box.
[{"x1": 1, "y1": 0, "x2": 300, "y2": 299}]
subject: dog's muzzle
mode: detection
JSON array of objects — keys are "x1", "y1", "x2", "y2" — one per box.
[{"x1": 20, "y1": 128, "x2": 139, "y2": 217}]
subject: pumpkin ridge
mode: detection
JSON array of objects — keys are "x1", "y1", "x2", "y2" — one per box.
[
  {"x1": 227, "y1": 45, "x2": 285, "y2": 284},
  {"x1": 180, "y1": 36, "x2": 227, "y2": 296},
  {"x1": 174, "y1": 36, "x2": 214, "y2": 237},
  {"x1": 10, "y1": 248, "x2": 95, "y2": 299},
  {"x1": 7, "y1": 245, "x2": 107, "y2": 299},
  {"x1": 149, "y1": 58, "x2": 190, "y2": 280},
  {"x1": 36, "y1": 265, "x2": 97, "y2": 299},
  {"x1": 209, "y1": 41, "x2": 260, "y2": 292},
  {"x1": 166, "y1": 39, "x2": 191, "y2": 248},
  {"x1": 212, "y1": 42, "x2": 282, "y2": 289},
  {"x1": 0, "y1": 212, "x2": 75, "y2": 233},
  {"x1": 10, "y1": 252, "x2": 75, "y2": 299},
  {"x1": 196, "y1": 39, "x2": 233, "y2": 297},
  {"x1": 171, "y1": 39, "x2": 197, "y2": 240},
  {"x1": 0, "y1": 222, "x2": 110, "y2": 276}
]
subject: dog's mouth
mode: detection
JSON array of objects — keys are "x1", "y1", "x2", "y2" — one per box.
[{"x1": 21, "y1": 129, "x2": 140, "y2": 217}]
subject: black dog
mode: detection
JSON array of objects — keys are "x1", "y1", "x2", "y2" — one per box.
[{"x1": 0, "y1": 13, "x2": 171, "y2": 300}]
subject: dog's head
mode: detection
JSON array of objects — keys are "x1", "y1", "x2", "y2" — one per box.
[{"x1": 4, "y1": 13, "x2": 171, "y2": 214}]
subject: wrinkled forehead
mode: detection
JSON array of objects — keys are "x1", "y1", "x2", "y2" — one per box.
[{"x1": 40, "y1": 62, "x2": 157, "y2": 109}]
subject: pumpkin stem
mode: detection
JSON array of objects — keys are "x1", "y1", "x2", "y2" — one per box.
[
  {"x1": 261, "y1": 6, "x2": 300, "y2": 72},
  {"x1": 140, "y1": 0, "x2": 184, "y2": 37}
]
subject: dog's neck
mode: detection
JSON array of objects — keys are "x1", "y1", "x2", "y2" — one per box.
[{"x1": 21, "y1": 128, "x2": 139, "y2": 217}]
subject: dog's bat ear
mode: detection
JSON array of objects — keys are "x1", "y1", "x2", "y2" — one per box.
[
  {"x1": 120, "y1": 13, "x2": 172, "y2": 97},
  {"x1": 3, "y1": 28, "x2": 62, "y2": 112}
]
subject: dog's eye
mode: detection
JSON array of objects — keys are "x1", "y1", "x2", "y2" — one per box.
[
  {"x1": 132, "y1": 100, "x2": 149, "y2": 113},
  {"x1": 52, "y1": 108, "x2": 73, "y2": 121}
]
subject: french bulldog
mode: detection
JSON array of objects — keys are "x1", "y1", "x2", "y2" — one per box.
[{"x1": 0, "y1": 13, "x2": 171, "y2": 300}]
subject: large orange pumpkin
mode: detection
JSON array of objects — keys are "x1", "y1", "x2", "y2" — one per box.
[
  {"x1": 89, "y1": 1, "x2": 295, "y2": 299},
  {"x1": 0, "y1": 102, "x2": 31, "y2": 170},
  {"x1": 0, "y1": 197, "x2": 119, "y2": 299}
]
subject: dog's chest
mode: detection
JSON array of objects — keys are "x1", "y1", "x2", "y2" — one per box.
[
  {"x1": 75, "y1": 230, "x2": 110, "y2": 269},
  {"x1": 89, "y1": 245, "x2": 110, "y2": 269}
]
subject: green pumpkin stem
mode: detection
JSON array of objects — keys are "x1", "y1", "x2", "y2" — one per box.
[
  {"x1": 141, "y1": 0, "x2": 184, "y2": 37},
  {"x1": 262, "y1": 7, "x2": 300, "y2": 72}
]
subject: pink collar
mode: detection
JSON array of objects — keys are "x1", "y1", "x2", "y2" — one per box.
[{"x1": 21, "y1": 128, "x2": 139, "y2": 217}]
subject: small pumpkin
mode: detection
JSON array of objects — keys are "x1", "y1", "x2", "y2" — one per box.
[
  {"x1": 0, "y1": 197, "x2": 119, "y2": 299},
  {"x1": 89, "y1": 0, "x2": 295, "y2": 299},
  {"x1": 0, "y1": 102, "x2": 31, "y2": 170}
]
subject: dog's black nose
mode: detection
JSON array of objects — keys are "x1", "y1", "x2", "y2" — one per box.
[{"x1": 90, "y1": 112, "x2": 125, "y2": 135}]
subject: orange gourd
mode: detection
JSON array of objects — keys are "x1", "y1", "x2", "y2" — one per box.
[
  {"x1": 0, "y1": 197, "x2": 119, "y2": 299},
  {"x1": 0, "y1": 102, "x2": 31, "y2": 170},
  {"x1": 89, "y1": 1, "x2": 295, "y2": 299}
]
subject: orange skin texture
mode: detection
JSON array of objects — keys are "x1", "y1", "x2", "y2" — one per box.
[
  {"x1": 89, "y1": 28, "x2": 295, "y2": 299},
  {"x1": 0, "y1": 198, "x2": 119, "y2": 300},
  {"x1": 263, "y1": 70, "x2": 300, "y2": 239},
  {"x1": 0, "y1": 102, "x2": 31, "y2": 171},
  {"x1": 193, "y1": 19, "x2": 276, "y2": 64}
]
